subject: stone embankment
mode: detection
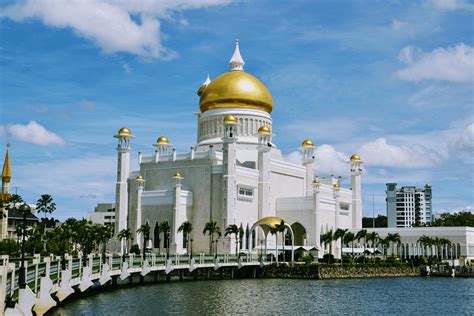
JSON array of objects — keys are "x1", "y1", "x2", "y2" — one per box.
[{"x1": 262, "y1": 264, "x2": 419, "y2": 279}]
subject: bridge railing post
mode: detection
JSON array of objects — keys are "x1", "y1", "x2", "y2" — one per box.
[
  {"x1": 129, "y1": 254, "x2": 134, "y2": 268},
  {"x1": 44, "y1": 257, "x2": 51, "y2": 278},
  {"x1": 0, "y1": 265, "x2": 8, "y2": 312},
  {"x1": 1, "y1": 255, "x2": 8, "y2": 266},
  {"x1": 108, "y1": 254, "x2": 113, "y2": 272},
  {"x1": 33, "y1": 258, "x2": 40, "y2": 293},
  {"x1": 8, "y1": 262, "x2": 15, "y2": 297}
]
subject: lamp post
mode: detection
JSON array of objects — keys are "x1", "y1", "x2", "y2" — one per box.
[{"x1": 18, "y1": 203, "x2": 31, "y2": 289}]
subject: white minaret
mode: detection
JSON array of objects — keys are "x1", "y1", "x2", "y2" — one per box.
[
  {"x1": 152, "y1": 136, "x2": 171, "y2": 163},
  {"x1": 350, "y1": 154, "x2": 363, "y2": 229},
  {"x1": 257, "y1": 125, "x2": 272, "y2": 219},
  {"x1": 333, "y1": 183, "x2": 341, "y2": 229},
  {"x1": 170, "y1": 171, "x2": 183, "y2": 255},
  {"x1": 222, "y1": 115, "x2": 238, "y2": 228},
  {"x1": 229, "y1": 36, "x2": 245, "y2": 71},
  {"x1": 312, "y1": 177, "x2": 322, "y2": 258},
  {"x1": 301, "y1": 140, "x2": 316, "y2": 196},
  {"x1": 113, "y1": 127, "x2": 135, "y2": 252},
  {"x1": 1, "y1": 144, "x2": 11, "y2": 239},
  {"x1": 135, "y1": 175, "x2": 145, "y2": 251}
]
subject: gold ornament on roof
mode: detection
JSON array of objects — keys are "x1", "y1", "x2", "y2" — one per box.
[
  {"x1": 2, "y1": 144, "x2": 11, "y2": 183},
  {"x1": 302, "y1": 139, "x2": 314, "y2": 147},
  {"x1": 174, "y1": 171, "x2": 182, "y2": 178},
  {"x1": 117, "y1": 127, "x2": 131, "y2": 136},
  {"x1": 223, "y1": 114, "x2": 238, "y2": 124},
  {"x1": 258, "y1": 125, "x2": 271, "y2": 134},
  {"x1": 136, "y1": 175, "x2": 144, "y2": 181},
  {"x1": 350, "y1": 154, "x2": 361, "y2": 161},
  {"x1": 156, "y1": 136, "x2": 169, "y2": 145}
]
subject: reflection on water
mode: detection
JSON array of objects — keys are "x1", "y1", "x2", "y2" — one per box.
[{"x1": 51, "y1": 277, "x2": 474, "y2": 315}]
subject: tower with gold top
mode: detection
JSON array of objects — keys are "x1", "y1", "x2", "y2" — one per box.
[
  {"x1": 1, "y1": 144, "x2": 12, "y2": 239},
  {"x1": 113, "y1": 38, "x2": 363, "y2": 258}
]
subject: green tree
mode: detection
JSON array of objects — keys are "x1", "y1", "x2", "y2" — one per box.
[
  {"x1": 224, "y1": 224, "x2": 239, "y2": 255},
  {"x1": 343, "y1": 232, "x2": 355, "y2": 259},
  {"x1": 203, "y1": 221, "x2": 220, "y2": 256},
  {"x1": 178, "y1": 221, "x2": 193, "y2": 255},
  {"x1": 355, "y1": 229, "x2": 368, "y2": 262},
  {"x1": 366, "y1": 232, "x2": 379, "y2": 262},
  {"x1": 320, "y1": 230, "x2": 334, "y2": 264},
  {"x1": 431, "y1": 211, "x2": 474, "y2": 227},
  {"x1": 137, "y1": 223, "x2": 151, "y2": 257},
  {"x1": 334, "y1": 228, "x2": 348, "y2": 265},
  {"x1": 96, "y1": 225, "x2": 113, "y2": 263},
  {"x1": 274, "y1": 220, "x2": 286, "y2": 262},
  {"x1": 36, "y1": 194, "x2": 56, "y2": 224},
  {"x1": 387, "y1": 233, "x2": 401, "y2": 257},
  {"x1": 118, "y1": 228, "x2": 133, "y2": 255},
  {"x1": 159, "y1": 221, "x2": 171, "y2": 256}
]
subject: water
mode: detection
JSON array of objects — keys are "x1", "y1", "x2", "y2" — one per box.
[{"x1": 51, "y1": 277, "x2": 473, "y2": 315}]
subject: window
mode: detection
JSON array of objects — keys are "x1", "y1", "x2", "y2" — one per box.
[{"x1": 238, "y1": 187, "x2": 253, "y2": 198}]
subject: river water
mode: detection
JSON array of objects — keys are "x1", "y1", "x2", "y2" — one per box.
[{"x1": 51, "y1": 277, "x2": 473, "y2": 315}]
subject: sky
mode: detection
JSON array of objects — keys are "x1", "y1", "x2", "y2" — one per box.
[{"x1": 0, "y1": 0, "x2": 473, "y2": 220}]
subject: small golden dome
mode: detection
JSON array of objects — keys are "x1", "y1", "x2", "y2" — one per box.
[
  {"x1": 118, "y1": 127, "x2": 131, "y2": 136},
  {"x1": 302, "y1": 139, "x2": 314, "y2": 147},
  {"x1": 350, "y1": 154, "x2": 361, "y2": 161},
  {"x1": 258, "y1": 125, "x2": 271, "y2": 134},
  {"x1": 200, "y1": 71, "x2": 273, "y2": 113},
  {"x1": 312, "y1": 178, "x2": 320, "y2": 184},
  {"x1": 174, "y1": 171, "x2": 182, "y2": 178},
  {"x1": 223, "y1": 114, "x2": 238, "y2": 124},
  {"x1": 333, "y1": 183, "x2": 341, "y2": 189},
  {"x1": 136, "y1": 175, "x2": 144, "y2": 181},
  {"x1": 156, "y1": 136, "x2": 169, "y2": 145}
]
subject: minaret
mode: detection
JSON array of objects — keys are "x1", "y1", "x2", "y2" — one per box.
[
  {"x1": 229, "y1": 36, "x2": 245, "y2": 71},
  {"x1": 333, "y1": 183, "x2": 341, "y2": 229},
  {"x1": 113, "y1": 127, "x2": 135, "y2": 253},
  {"x1": 312, "y1": 177, "x2": 322, "y2": 258},
  {"x1": 135, "y1": 175, "x2": 145, "y2": 251},
  {"x1": 171, "y1": 171, "x2": 183, "y2": 255},
  {"x1": 222, "y1": 115, "x2": 237, "y2": 229},
  {"x1": 350, "y1": 154, "x2": 363, "y2": 229},
  {"x1": 152, "y1": 136, "x2": 171, "y2": 163},
  {"x1": 1, "y1": 144, "x2": 11, "y2": 239},
  {"x1": 301, "y1": 140, "x2": 316, "y2": 196},
  {"x1": 257, "y1": 126, "x2": 272, "y2": 219}
]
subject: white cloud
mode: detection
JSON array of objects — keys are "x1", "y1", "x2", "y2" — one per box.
[
  {"x1": 358, "y1": 138, "x2": 443, "y2": 168},
  {"x1": 426, "y1": 0, "x2": 474, "y2": 11},
  {"x1": 451, "y1": 122, "x2": 474, "y2": 155},
  {"x1": 0, "y1": 0, "x2": 230, "y2": 59},
  {"x1": 0, "y1": 121, "x2": 65, "y2": 145},
  {"x1": 79, "y1": 100, "x2": 95, "y2": 112},
  {"x1": 396, "y1": 43, "x2": 474, "y2": 83},
  {"x1": 391, "y1": 19, "x2": 415, "y2": 37}
]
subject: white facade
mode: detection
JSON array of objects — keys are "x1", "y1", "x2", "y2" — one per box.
[
  {"x1": 113, "y1": 41, "x2": 363, "y2": 256},
  {"x1": 87, "y1": 203, "x2": 116, "y2": 228}
]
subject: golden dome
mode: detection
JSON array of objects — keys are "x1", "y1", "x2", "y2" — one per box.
[
  {"x1": 136, "y1": 175, "x2": 144, "y2": 181},
  {"x1": 199, "y1": 71, "x2": 273, "y2": 113},
  {"x1": 174, "y1": 171, "x2": 182, "y2": 178},
  {"x1": 302, "y1": 139, "x2": 314, "y2": 147},
  {"x1": 312, "y1": 178, "x2": 320, "y2": 184},
  {"x1": 156, "y1": 136, "x2": 169, "y2": 145},
  {"x1": 258, "y1": 125, "x2": 271, "y2": 134},
  {"x1": 223, "y1": 114, "x2": 238, "y2": 124},
  {"x1": 333, "y1": 183, "x2": 341, "y2": 189},
  {"x1": 350, "y1": 154, "x2": 361, "y2": 161},
  {"x1": 117, "y1": 127, "x2": 131, "y2": 136}
]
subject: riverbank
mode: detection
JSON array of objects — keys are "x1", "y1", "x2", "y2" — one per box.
[{"x1": 261, "y1": 264, "x2": 419, "y2": 279}]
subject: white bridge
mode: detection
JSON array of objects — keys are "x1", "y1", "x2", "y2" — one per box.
[{"x1": 0, "y1": 253, "x2": 266, "y2": 315}]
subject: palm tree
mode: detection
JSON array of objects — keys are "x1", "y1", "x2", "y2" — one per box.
[
  {"x1": 224, "y1": 224, "x2": 239, "y2": 255},
  {"x1": 343, "y1": 232, "x2": 355, "y2": 260},
  {"x1": 118, "y1": 228, "x2": 133, "y2": 255},
  {"x1": 137, "y1": 223, "x2": 151, "y2": 257},
  {"x1": 274, "y1": 220, "x2": 286, "y2": 262},
  {"x1": 203, "y1": 221, "x2": 220, "y2": 256},
  {"x1": 159, "y1": 221, "x2": 171, "y2": 257},
  {"x1": 366, "y1": 232, "x2": 379, "y2": 262},
  {"x1": 355, "y1": 229, "x2": 368, "y2": 262},
  {"x1": 238, "y1": 224, "x2": 244, "y2": 253},
  {"x1": 379, "y1": 237, "x2": 390, "y2": 262},
  {"x1": 334, "y1": 228, "x2": 348, "y2": 265},
  {"x1": 36, "y1": 194, "x2": 56, "y2": 224},
  {"x1": 178, "y1": 221, "x2": 193, "y2": 255},
  {"x1": 387, "y1": 233, "x2": 401, "y2": 257},
  {"x1": 417, "y1": 235, "x2": 433, "y2": 259},
  {"x1": 320, "y1": 230, "x2": 334, "y2": 264}
]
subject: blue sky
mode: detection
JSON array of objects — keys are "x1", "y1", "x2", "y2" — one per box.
[{"x1": 0, "y1": 0, "x2": 473, "y2": 220}]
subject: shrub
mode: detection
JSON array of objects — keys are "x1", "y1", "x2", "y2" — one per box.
[
  {"x1": 321, "y1": 253, "x2": 334, "y2": 264},
  {"x1": 342, "y1": 254, "x2": 353, "y2": 264},
  {"x1": 301, "y1": 254, "x2": 314, "y2": 265}
]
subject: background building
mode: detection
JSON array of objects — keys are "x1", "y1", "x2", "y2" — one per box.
[
  {"x1": 87, "y1": 203, "x2": 116, "y2": 229},
  {"x1": 386, "y1": 183, "x2": 432, "y2": 228}
]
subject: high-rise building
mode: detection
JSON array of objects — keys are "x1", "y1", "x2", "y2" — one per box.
[{"x1": 386, "y1": 183, "x2": 432, "y2": 227}]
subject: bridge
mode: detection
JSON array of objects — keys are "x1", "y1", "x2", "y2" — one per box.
[{"x1": 0, "y1": 253, "x2": 267, "y2": 315}]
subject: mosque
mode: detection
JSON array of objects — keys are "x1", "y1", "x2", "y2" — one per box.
[{"x1": 113, "y1": 39, "x2": 363, "y2": 257}]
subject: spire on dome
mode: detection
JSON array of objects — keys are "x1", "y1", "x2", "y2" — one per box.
[
  {"x1": 203, "y1": 73, "x2": 211, "y2": 85},
  {"x1": 229, "y1": 36, "x2": 245, "y2": 71},
  {"x1": 2, "y1": 144, "x2": 11, "y2": 183}
]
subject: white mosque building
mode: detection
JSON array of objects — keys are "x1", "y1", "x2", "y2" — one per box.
[{"x1": 112, "y1": 39, "x2": 363, "y2": 257}]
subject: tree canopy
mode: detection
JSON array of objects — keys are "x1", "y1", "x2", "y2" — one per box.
[{"x1": 431, "y1": 211, "x2": 474, "y2": 227}]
